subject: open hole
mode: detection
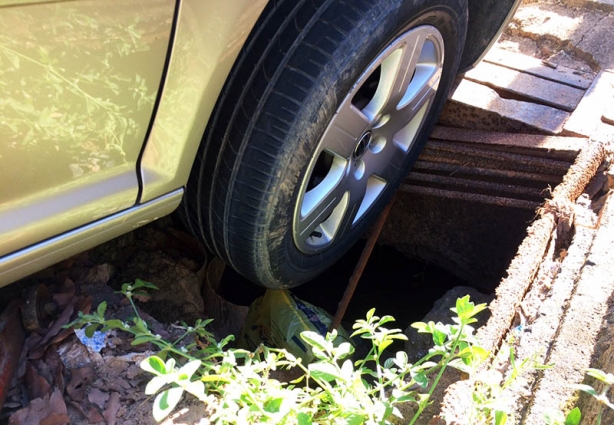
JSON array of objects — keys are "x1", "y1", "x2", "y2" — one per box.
[
  {"x1": 306, "y1": 150, "x2": 335, "y2": 191},
  {"x1": 351, "y1": 66, "x2": 381, "y2": 110}
]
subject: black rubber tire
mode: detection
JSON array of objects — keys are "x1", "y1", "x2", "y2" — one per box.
[{"x1": 183, "y1": 0, "x2": 468, "y2": 288}]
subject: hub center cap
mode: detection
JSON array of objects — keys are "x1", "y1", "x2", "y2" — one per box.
[{"x1": 353, "y1": 131, "x2": 372, "y2": 159}]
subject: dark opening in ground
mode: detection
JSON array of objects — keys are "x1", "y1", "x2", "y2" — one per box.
[{"x1": 218, "y1": 241, "x2": 475, "y2": 332}]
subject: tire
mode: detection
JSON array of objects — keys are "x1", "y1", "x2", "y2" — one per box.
[{"x1": 183, "y1": 0, "x2": 468, "y2": 288}]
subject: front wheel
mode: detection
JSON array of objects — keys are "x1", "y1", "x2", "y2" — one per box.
[{"x1": 183, "y1": 0, "x2": 468, "y2": 288}]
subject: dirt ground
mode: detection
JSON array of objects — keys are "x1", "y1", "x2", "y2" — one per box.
[{"x1": 1, "y1": 1, "x2": 613, "y2": 425}]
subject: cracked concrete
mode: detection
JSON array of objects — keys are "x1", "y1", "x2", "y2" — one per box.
[{"x1": 502, "y1": 1, "x2": 614, "y2": 72}]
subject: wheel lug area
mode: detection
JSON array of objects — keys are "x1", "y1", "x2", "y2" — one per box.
[
  {"x1": 353, "y1": 159, "x2": 365, "y2": 180},
  {"x1": 369, "y1": 134, "x2": 386, "y2": 154},
  {"x1": 373, "y1": 113, "x2": 391, "y2": 129}
]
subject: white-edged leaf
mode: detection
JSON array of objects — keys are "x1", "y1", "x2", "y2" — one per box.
[
  {"x1": 140, "y1": 356, "x2": 167, "y2": 376},
  {"x1": 178, "y1": 360, "x2": 201, "y2": 381},
  {"x1": 145, "y1": 376, "x2": 168, "y2": 395},
  {"x1": 153, "y1": 387, "x2": 183, "y2": 422}
]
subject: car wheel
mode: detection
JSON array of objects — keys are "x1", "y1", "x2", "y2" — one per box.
[{"x1": 183, "y1": 0, "x2": 468, "y2": 288}]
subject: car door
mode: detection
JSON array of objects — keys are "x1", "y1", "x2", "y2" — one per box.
[{"x1": 0, "y1": 0, "x2": 176, "y2": 257}]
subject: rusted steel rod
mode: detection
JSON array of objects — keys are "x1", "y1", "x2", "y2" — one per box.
[
  {"x1": 400, "y1": 184, "x2": 541, "y2": 210},
  {"x1": 407, "y1": 172, "x2": 546, "y2": 200},
  {"x1": 423, "y1": 141, "x2": 572, "y2": 174},
  {"x1": 329, "y1": 196, "x2": 396, "y2": 332},
  {"x1": 413, "y1": 160, "x2": 563, "y2": 185},
  {"x1": 417, "y1": 152, "x2": 563, "y2": 177}
]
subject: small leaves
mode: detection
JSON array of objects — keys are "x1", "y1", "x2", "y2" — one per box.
[
  {"x1": 73, "y1": 284, "x2": 496, "y2": 425},
  {"x1": 140, "y1": 356, "x2": 168, "y2": 376},
  {"x1": 564, "y1": 407, "x2": 581, "y2": 425},
  {"x1": 451, "y1": 295, "x2": 488, "y2": 326},
  {"x1": 495, "y1": 410, "x2": 508, "y2": 425},
  {"x1": 586, "y1": 368, "x2": 614, "y2": 385},
  {"x1": 153, "y1": 387, "x2": 183, "y2": 422},
  {"x1": 309, "y1": 362, "x2": 342, "y2": 383},
  {"x1": 96, "y1": 301, "x2": 107, "y2": 318}
]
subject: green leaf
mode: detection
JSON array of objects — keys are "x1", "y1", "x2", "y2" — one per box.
[
  {"x1": 309, "y1": 362, "x2": 342, "y2": 382},
  {"x1": 96, "y1": 302, "x2": 107, "y2": 318},
  {"x1": 298, "y1": 412, "x2": 312, "y2": 425},
  {"x1": 133, "y1": 317, "x2": 149, "y2": 334},
  {"x1": 410, "y1": 322, "x2": 429, "y2": 333},
  {"x1": 132, "y1": 335, "x2": 157, "y2": 346},
  {"x1": 178, "y1": 360, "x2": 201, "y2": 381},
  {"x1": 575, "y1": 384, "x2": 598, "y2": 396},
  {"x1": 153, "y1": 387, "x2": 183, "y2": 422},
  {"x1": 301, "y1": 331, "x2": 327, "y2": 352},
  {"x1": 412, "y1": 372, "x2": 429, "y2": 388},
  {"x1": 366, "y1": 308, "x2": 375, "y2": 321},
  {"x1": 100, "y1": 319, "x2": 125, "y2": 331},
  {"x1": 432, "y1": 326, "x2": 447, "y2": 346},
  {"x1": 264, "y1": 397, "x2": 284, "y2": 413},
  {"x1": 379, "y1": 315, "x2": 395, "y2": 325},
  {"x1": 134, "y1": 279, "x2": 158, "y2": 290},
  {"x1": 85, "y1": 324, "x2": 98, "y2": 338},
  {"x1": 565, "y1": 407, "x2": 581, "y2": 425},
  {"x1": 145, "y1": 376, "x2": 168, "y2": 395},
  {"x1": 586, "y1": 368, "x2": 614, "y2": 385},
  {"x1": 347, "y1": 413, "x2": 365, "y2": 425},
  {"x1": 495, "y1": 410, "x2": 508, "y2": 425},
  {"x1": 184, "y1": 380, "x2": 205, "y2": 399},
  {"x1": 336, "y1": 342, "x2": 354, "y2": 359},
  {"x1": 141, "y1": 356, "x2": 167, "y2": 376},
  {"x1": 396, "y1": 393, "x2": 419, "y2": 403}
]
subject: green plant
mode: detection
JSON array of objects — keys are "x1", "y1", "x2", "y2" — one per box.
[
  {"x1": 69, "y1": 282, "x2": 489, "y2": 425},
  {"x1": 576, "y1": 368, "x2": 614, "y2": 425},
  {"x1": 466, "y1": 346, "x2": 552, "y2": 425},
  {"x1": 544, "y1": 407, "x2": 582, "y2": 425}
]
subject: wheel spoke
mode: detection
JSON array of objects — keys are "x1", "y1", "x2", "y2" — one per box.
[
  {"x1": 362, "y1": 30, "x2": 427, "y2": 120},
  {"x1": 320, "y1": 101, "x2": 370, "y2": 158},
  {"x1": 296, "y1": 172, "x2": 348, "y2": 243},
  {"x1": 386, "y1": 32, "x2": 429, "y2": 110},
  {"x1": 361, "y1": 141, "x2": 404, "y2": 183}
]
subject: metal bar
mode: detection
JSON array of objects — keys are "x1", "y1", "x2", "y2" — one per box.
[
  {"x1": 329, "y1": 196, "x2": 396, "y2": 332},
  {"x1": 406, "y1": 172, "x2": 546, "y2": 200},
  {"x1": 424, "y1": 141, "x2": 572, "y2": 174},
  {"x1": 413, "y1": 160, "x2": 563, "y2": 185},
  {"x1": 400, "y1": 184, "x2": 541, "y2": 210}
]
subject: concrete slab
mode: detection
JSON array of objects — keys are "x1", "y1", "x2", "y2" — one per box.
[
  {"x1": 561, "y1": 0, "x2": 614, "y2": 13},
  {"x1": 464, "y1": 61, "x2": 585, "y2": 111},
  {"x1": 564, "y1": 71, "x2": 614, "y2": 136},
  {"x1": 441, "y1": 79, "x2": 570, "y2": 134},
  {"x1": 510, "y1": 3, "x2": 614, "y2": 70},
  {"x1": 483, "y1": 48, "x2": 593, "y2": 89},
  {"x1": 523, "y1": 193, "x2": 614, "y2": 425}
]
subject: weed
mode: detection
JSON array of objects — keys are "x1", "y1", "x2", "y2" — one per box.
[{"x1": 69, "y1": 281, "x2": 489, "y2": 424}]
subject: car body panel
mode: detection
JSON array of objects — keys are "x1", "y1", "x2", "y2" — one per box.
[
  {"x1": 0, "y1": 0, "x2": 522, "y2": 288},
  {"x1": 0, "y1": 189, "x2": 183, "y2": 287},
  {"x1": 139, "y1": 0, "x2": 268, "y2": 202},
  {"x1": 0, "y1": 0, "x2": 175, "y2": 256}
]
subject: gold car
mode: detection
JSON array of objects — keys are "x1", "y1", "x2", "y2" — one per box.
[{"x1": 0, "y1": 0, "x2": 520, "y2": 288}]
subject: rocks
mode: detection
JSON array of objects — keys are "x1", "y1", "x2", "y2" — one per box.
[{"x1": 404, "y1": 286, "x2": 493, "y2": 362}]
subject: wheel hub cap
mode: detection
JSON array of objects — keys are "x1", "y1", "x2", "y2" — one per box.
[
  {"x1": 293, "y1": 25, "x2": 445, "y2": 254},
  {"x1": 353, "y1": 131, "x2": 373, "y2": 159}
]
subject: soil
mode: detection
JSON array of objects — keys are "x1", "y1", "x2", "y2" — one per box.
[{"x1": 1, "y1": 1, "x2": 614, "y2": 425}]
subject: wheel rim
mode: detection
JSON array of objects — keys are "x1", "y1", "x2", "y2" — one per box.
[{"x1": 293, "y1": 25, "x2": 445, "y2": 254}]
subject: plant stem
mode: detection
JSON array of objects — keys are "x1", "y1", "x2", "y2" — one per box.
[{"x1": 407, "y1": 323, "x2": 466, "y2": 425}]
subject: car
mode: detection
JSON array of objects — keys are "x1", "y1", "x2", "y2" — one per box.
[{"x1": 0, "y1": 0, "x2": 520, "y2": 289}]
